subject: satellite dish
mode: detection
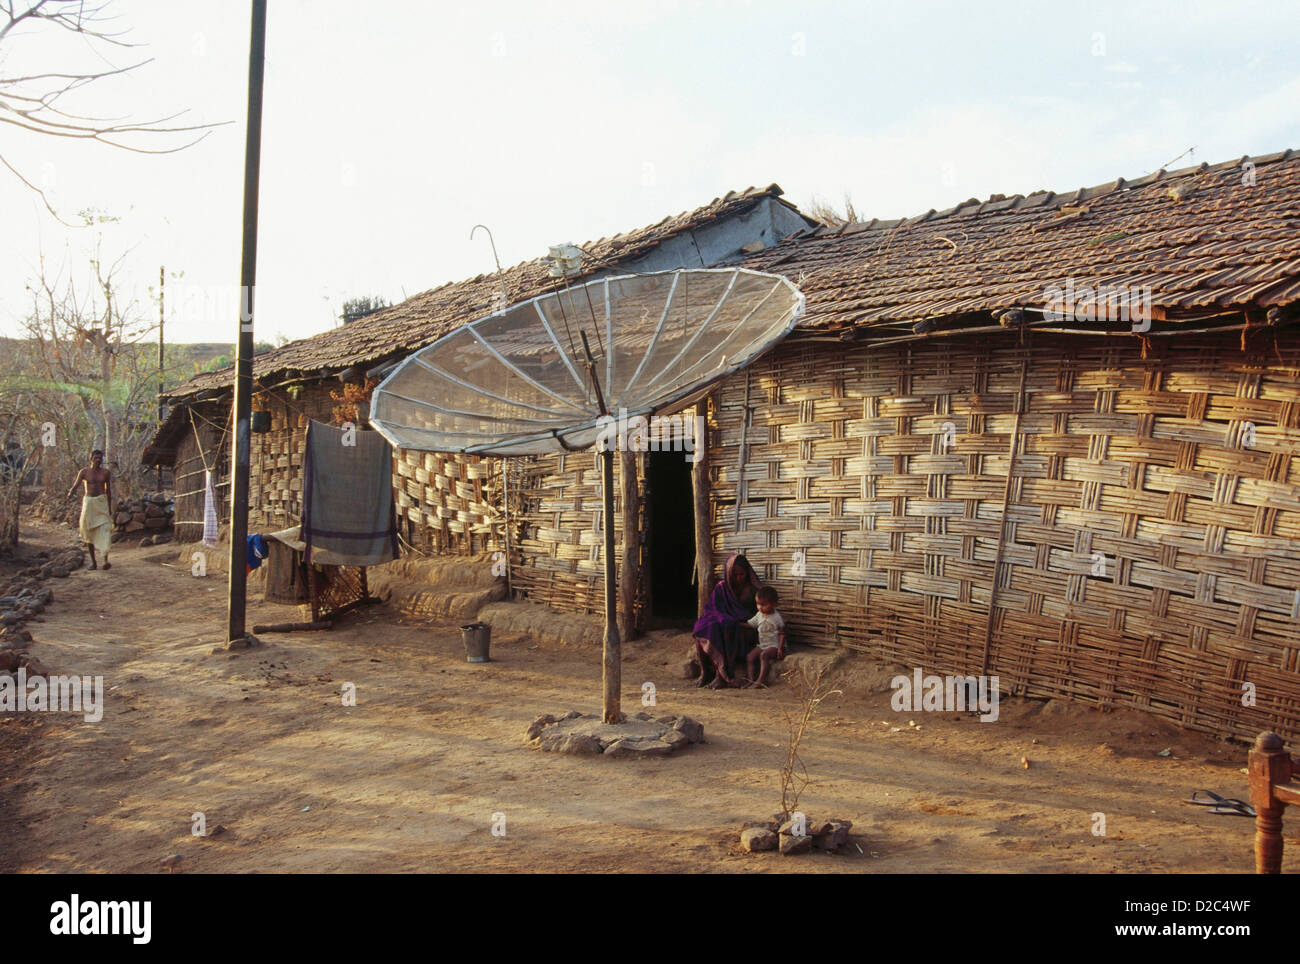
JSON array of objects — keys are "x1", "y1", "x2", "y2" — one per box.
[
  {"x1": 369, "y1": 266, "x2": 803, "y2": 725},
  {"x1": 369, "y1": 267, "x2": 804, "y2": 456}
]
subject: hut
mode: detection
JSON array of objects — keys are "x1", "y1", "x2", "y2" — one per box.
[
  {"x1": 712, "y1": 148, "x2": 1300, "y2": 743},
  {"x1": 146, "y1": 149, "x2": 1300, "y2": 743}
]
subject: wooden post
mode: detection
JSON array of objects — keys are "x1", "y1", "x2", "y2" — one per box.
[
  {"x1": 601, "y1": 448, "x2": 622, "y2": 723},
  {"x1": 1249, "y1": 731, "x2": 1291, "y2": 874},
  {"x1": 692, "y1": 397, "x2": 713, "y2": 615},
  {"x1": 980, "y1": 354, "x2": 1028, "y2": 677},
  {"x1": 618, "y1": 450, "x2": 639, "y2": 643}
]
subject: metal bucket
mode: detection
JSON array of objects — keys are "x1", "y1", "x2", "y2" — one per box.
[{"x1": 461, "y1": 622, "x2": 491, "y2": 663}]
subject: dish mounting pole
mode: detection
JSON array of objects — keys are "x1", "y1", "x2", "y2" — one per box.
[{"x1": 581, "y1": 330, "x2": 622, "y2": 724}]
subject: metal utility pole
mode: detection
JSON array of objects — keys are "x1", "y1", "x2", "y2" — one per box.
[
  {"x1": 157, "y1": 265, "x2": 165, "y2": 491},
  {"x1": 226, "y1": 0, "x2": 267, "y2": 644},
  {"x1": 158, "y1": 266, "x2": 165, "y2": 426}
]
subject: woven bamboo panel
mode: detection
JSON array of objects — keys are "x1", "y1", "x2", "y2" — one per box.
[
  {"x1": 172, "y1": 400, "x2": 231, "y2": 536},
  {"x1": 393, "y1": 449, "x2": 504, "y2": 555},
  {"x1": 247, "y1": 386, "x2": 333, "y2": 530},
  {"x1": 708, "y1": 330, "x2": 1300, "y2": 744},
  {"x1": 313, "y1": 565, "x2": 366, "y2": 618},
  {"x1": 511, "y1": 451, "x2": 648, "y2": 625}
]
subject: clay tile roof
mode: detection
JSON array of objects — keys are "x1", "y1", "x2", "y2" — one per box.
[
  {"x1": 168, "y1": 184, "x2": 792, "y2": 399},
  {"x1": 739, "y1": 148, "x2": 1300, "y2": 338}
]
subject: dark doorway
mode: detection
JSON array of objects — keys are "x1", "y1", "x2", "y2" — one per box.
[{"x1": 645, "y1": 450, "x2": 697, "y2": 629}]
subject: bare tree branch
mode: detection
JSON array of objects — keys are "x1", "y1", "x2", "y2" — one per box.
[{"x1": 0, "y1": 0, "x2": 229, "y2": 218}]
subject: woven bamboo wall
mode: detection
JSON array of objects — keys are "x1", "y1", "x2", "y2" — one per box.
[
  {"x1": 392, "y1": 449, "x2": 504, "y2": 555},
  {"x1": 512, "y1": 451, "x2": 648, "y2": 626},
  {"x1": 707, "y1": 330, "x2": 1300, "y2": 744},
  {"x1": 172, "y1": 401, "x2": 230, "y2": 540},
  {"x1": 246, "y1": 385, "x2": 339, "y2": 531}
]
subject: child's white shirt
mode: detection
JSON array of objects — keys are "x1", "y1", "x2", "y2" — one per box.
[{"x1": 748, "y1": 609, "x2": 785, "y2": 650}]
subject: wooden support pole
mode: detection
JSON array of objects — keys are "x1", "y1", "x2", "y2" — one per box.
[
  {"x1": 692, "y1": 397, "x2": 713, "y2": 615},
  {"x1": 253, "y1": 620, "x2": 332, "y2": 633},
  {"x1": 618, "y1": 449, "x2": 639, "y2": 643},
  {"x1": 1249, "y1": 731, "x2": 1291, "y2": 873},
  {"x1": 601, "y1": 448, "x2": 622, "y2": 723},
  {"x1": 980, "y1": 354, "x2": 1028, "y2": 677}
]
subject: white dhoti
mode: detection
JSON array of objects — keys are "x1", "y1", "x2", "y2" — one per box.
[{"x1": 79, "y1": 494, "x2": 112, "y2": 558}]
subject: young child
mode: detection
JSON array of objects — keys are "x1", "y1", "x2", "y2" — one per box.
[{"x1": 746, "y1": 585, "x2": 786, "y2": 688}]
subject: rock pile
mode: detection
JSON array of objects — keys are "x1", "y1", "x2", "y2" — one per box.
[
  {"x1": 526, "y1": 710, "x2": 705, "y2": 757},
  {"x1": 740, "y1": 815, "x2": 854, "y2": 856},
  {"x1": 0, "y1": 546, "x2": 77, "y2": 676},
  {"x1": 113, "y1": 494, "x2": 174, "y2": 542}
]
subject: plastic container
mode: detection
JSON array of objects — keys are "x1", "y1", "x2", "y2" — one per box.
[{"x1": 461, "y1": 622, "x2": 491, "y2": 663}]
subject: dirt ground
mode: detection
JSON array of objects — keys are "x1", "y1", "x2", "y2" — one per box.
[{"x1": 0, "y1": 518, "x2": 1280, "y2": 874}]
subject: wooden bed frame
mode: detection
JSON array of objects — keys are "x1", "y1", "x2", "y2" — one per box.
[{"x1": 1248, "y1": 731, "x2": 1300, "y2": 873}]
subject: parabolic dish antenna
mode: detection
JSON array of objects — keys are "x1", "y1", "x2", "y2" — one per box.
[
  {"x1": 369, "y1": 268, "x2": 804, "y2": 456},
  {"x1": 370, "y1": 266, "x2": 804, "y2": 723}
]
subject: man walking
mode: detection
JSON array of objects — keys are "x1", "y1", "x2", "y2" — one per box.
[{"x1": 67, "y1": 449, "x2": 114, "y2": 571}]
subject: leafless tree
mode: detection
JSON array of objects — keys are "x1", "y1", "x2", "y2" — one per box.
[
  {"x1": 778, "y1": 662, "x2": 842, "y2": 820},
  {"x1": 0, "y1": 0, "x2": 222, "y2": 220},
  {"x1": 6, "y1": 242, "x2": 160, "y2": 510}
]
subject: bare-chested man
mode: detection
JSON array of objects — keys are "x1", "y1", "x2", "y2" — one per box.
[{"x1": 67, "y1": 449, "x2": 114, "y2": 571}]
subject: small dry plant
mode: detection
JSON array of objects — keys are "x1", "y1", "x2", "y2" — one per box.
[{"x1": 778, "y1": 662, "x2": 842, "y2": 821}]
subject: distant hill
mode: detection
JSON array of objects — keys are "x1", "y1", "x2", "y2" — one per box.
[{"x1": 0, "y1": 338, "x2": 277, "y2": 389}]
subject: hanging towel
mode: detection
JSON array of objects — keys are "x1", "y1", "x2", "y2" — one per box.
[
  {"x1": 202, "y1": 470, "x2": 219, "y2": 547},
  {"x1": 301, "y1": 420, "x2": 399, "y2": 566}
]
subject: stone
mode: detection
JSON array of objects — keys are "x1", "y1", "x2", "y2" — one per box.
[
  {"x1": 525, "y1": 714, "x2": 557, "y2": 742},
  {"x1": 633, "y1": 711, "x2": 653, "y2": 721},
  {"x1": 672, "y1": 715, "x2": 705, "y2": 744},
  {"x1": 661, "y1": 728, "x2": 690, "y2": 750},
  {"x1": 125, "y1": 521, "x2": 144, "y2": 533},
  {"x1": 603, "y1": 738, "x2": 673, "y2": 758},
  {"x1": 0, "y1": 651, "x2": 18, "y2": 673},
  {"x1": 741, "y1": 828, "x2": 777, "y2": 852},
  {"x1": 536, "y1": 731, "x2": 602, "y2": 754},
  {"x1": 1, "y1": 612, "x2": 21, "y2": 626},
  {"x1": 681, "y1": 658, "x2": 700, "y2": 680},
  {"x1": 813, "y1": 819, "x2": 852, "y2": 851},
  {"x1": 559, "y1": 710, "x2": 582, "y2": 722},
  {"x1": 19, "y1": 656, "x2": 51, "y2": 678},
  {"x1": 556, "y1": 735, "x2": 603, "y2": 755},
  {"x1": 780, "y1": 832, "x2": 813, "y2": 855}
]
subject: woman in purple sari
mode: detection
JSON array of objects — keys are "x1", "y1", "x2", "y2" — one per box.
[{"x1": 692, "y1": 553, "x2": 761, "y2": 688}]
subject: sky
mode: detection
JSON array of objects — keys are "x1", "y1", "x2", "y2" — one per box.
[{"x1": 1, "y1": 0, "x2": 1298, "y2": 345}]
